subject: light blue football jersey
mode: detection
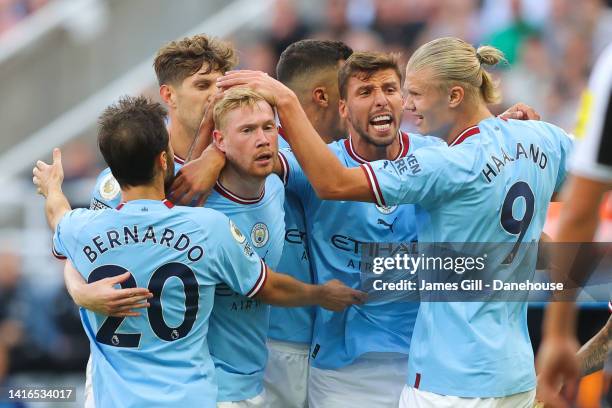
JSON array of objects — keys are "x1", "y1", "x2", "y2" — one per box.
[
  {"x1": 364, "y1": 117, "x2": 573, "y2": 397},
  {"x1": 52, "y1": 200, "x2": 266, "y2": 408},
  {"x1": 268, "y1": 133, "x2": 315, "y2": 344},
  {"x1": 279, "y1": 132, "x2": 440, "y2": 369},
  {"x1": 90, "y1": 156, "x2": 184, "y2": 210},
  {"x1": 205, "y1": 175, "x2": 286, "y2": 402}
]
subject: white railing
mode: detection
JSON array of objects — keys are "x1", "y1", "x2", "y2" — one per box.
[{"x1": 0, "y1": 0, "x2": 108, "y2": 65}]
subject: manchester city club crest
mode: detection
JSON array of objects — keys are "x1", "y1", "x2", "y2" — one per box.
[
  {"x1": 250, "y1": 222, "x2": 269, "y2": 248},
  {"x1": 375, "y1": 204, "x2": 398, "y2": 215},
  {"x1": 229, "y1": 220, "x2": 246, "y2": 244},
  {"x1": 100, "y1": 172, "x2": 120, "y2": 201}
]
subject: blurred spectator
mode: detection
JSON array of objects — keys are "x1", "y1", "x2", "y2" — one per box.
[
  {"x1": 267, "y1": 0, "x2": 310, "y2": 60},
  {"x1": 485, "y1": 0, "x2": 539, "y2": 66},
  {"x1": 340, "y1": 29, "x2": 384, "y2": 52},
  {"x1": 582, "y1": 0, "x2": 612, "y2": 57},
  {"x1": 323, "y1": 0, "x2": 350, "y2": 38},
  {"x1": 502, "y1": 36, "x2": 554, "y2": 115},
  {"x1": 61, "y1": 139, "x2": 99, "y2": 182},
  {"x1": 0, "y1": 250, "x2": 88, "y2": 377},
  {"x1": 417, "y1": 0, "x2": 481, "y2": 47},
  {"x1": 238, "y1": 39, "x2": 277, "y2": 77},
  {"x1": 372, "y1": 0, "x2": 432, "y2": 49},
  {"x1": 0, "y1": 0, "x2": 49, "y2": 36},
  {"x1": 479, "y1": 0, "x2": 550, "y2": 39}
]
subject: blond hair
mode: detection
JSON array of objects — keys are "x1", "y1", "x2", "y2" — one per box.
[
  {"x1": 407, "y1": 37, "x2": 505, "y2": 104},
  {"x1": 154, "y1": 34, "x2": 238, "y2": 86},
  {"x1": 213, "y1": 88, "x2": 271, "y2": 130}
]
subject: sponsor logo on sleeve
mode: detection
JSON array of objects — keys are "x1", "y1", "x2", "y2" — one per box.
[
  {"x1": 100, "y1": 173, "x2": 121, "y2": 201},
  {"x1": 229, "y1": 220, "x2": 247, "y2": 244}
]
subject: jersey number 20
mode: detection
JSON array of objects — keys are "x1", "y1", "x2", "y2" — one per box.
[{"x1": 88, "y1": 263, "x2": 199, "y2": 348}]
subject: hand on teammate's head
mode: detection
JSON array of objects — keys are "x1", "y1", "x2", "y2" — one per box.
[
  {"x1": 217, "y1": 70, "x2": 294, "y2": 107},
  {"x1": 32, "y1": 147, "x2": 64, "y2": 198}
]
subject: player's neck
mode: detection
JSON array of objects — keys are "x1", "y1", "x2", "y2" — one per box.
[
  {"x1": 349, "y1": 128, "x2": 401, "y2": 161},
  {"x1": 121, "y1": 182, "x2": 165, "y2": 203},
  {"x1": 218, "y1": 164, "x2": 266, "y2": 200},
  {"x1": 445, "y1": 104, "x2": 493, "y2": 145},
  {"x1": 305, "y1": 104, "x2": 335, "y2": 144},
  {"x1": 168, "y1": 118, "x2": 195, "y2": 162}
]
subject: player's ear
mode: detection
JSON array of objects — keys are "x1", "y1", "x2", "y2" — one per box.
[
  {"x1": 448, "y1": 85, "x2": 464, "y2": 108},
  {"x1": 158, "y1": 150, "x2": 169, "y2": 171},
  {"x1": 312, "y1": 87, "x2": 329, "y2": 108},
  {"x1": 339, "y1": 98, "x2": 349, "y2": 120},
  {"x1": 213, "y1": 129, "x2": 227, "y2": 153},
  {"x1": 160, "y1": 84, "x2": 177, "y2": 109}
]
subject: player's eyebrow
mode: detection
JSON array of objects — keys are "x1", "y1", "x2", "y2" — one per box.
[
  {"x1": 237, "y1": 118, "x2": 276, "y2": 129},
  {"x1": 355, "y1": 84, "x2": 374, "y2": 93},
  {"x1": 381, "y1": 81, "x2": 399, "y2": 88},
  {"x1": 193, "y1": 79, "x2": 212, "y2": 86}
]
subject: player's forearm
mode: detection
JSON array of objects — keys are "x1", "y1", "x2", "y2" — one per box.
[
  {"x1": 543, "y1": 302, "x2": 577, "y2": 339},
  {"x1": 188, "y1": 122, "x2": 214, "y2": 161},
  {"x1": 276, "y1": 95, "x2": 369, "y2": 201},
  {"x1": 256, "y1": 269, "x2": 318, "y2": 307},
  {"x1": 63, "y1": 260, "x2": 88, "y2": 307},
  {"x1": 577, "y1": 315, "x2": 611, "y2": 376},
  {"x1": 45, "y1": 187, "x2": 71, "y2": 231}
]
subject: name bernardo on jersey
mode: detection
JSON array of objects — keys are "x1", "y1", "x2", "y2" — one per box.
[{"x1": 82, "y1": 225, "x2": 204, "y2": 263}]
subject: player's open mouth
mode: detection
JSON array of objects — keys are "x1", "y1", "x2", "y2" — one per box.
[
  {"x1": 255, "y1": 152, "x2": 273, "y2": 164},
  {"x1": 369, "y1": 114, "x2": 394, "y2": 132}
]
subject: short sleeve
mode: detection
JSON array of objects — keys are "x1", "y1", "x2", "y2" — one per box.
[
  {"x1": 278, "y1": 149, "x2": 314, "y2": 203},
  {"x1": 52, "y1": 209, "x2": 90, "y2": 260},
  {"x1": 90, "y1": 168, "x2": 121, "y2": 210},
  {"x1": 361, "y1": 146, "x2": 469, "y2": 208},
  {"x1": 207, "y1": 214, "x2": 268, "y2": 298}
]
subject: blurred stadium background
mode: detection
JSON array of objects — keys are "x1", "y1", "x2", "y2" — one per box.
[{"x1": 0, "y1": 0, "x2": 610, "y2": 407}]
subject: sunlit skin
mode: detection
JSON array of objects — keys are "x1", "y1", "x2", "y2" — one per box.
[
  {"x1": 214, "y1": 101, "x2": 278, "y2": 197},
  {"x1": 160, "y1": 63, "x2": 223, "y2": 159},
  {"x1": 288, "y1": 60, "x2": 348, "y2": 143},
  {"x1": 403, "y1": 68, "x2": 493, "y2": 144},
  {"x1": 340, "y1": 68, "x2": 404, "y2": 160},
  {"x1": 403, "y1": 68, "x2": 455, "y2": 139}
]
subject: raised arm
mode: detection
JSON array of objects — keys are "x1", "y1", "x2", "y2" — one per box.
[
  {"x1": 217, "y1": 71, "x2": 372, "y2": 202},
  {"x1": 169, "y1": 143, "x2": 226, "y2": 206},
  {"x1": 33, "y1": 148, "x2": 71, "y2": 231},
  {"x1": 169, "y1": 90, "x2": 226, "y2": 206},
  {"x1": 256, "y1": 267, "x2": 367, "y2": 311}
]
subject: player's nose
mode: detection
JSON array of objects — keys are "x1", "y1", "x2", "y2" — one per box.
[
  {"x1": 402, "y1": 95, "x2": 415, "y2": 111},
  {"x1": 254, "y1": 128, "x2": 270, "y2": 147},
  {"x1": 373, "y1": 88, "x2": 388, "y2": 107}
]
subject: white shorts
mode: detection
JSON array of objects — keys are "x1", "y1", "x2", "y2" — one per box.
[
  {"x1": 217, "y1": 391, "x2": 266, "y2": 408},
  {"x1": 308, "y1": 353, "x2": 408, "y2": 408},
  {"x1": 264, "y1": 339, "x2": 309, "y2": 408},
  {"x1": 84, "y1": 355, "x2": 95, "y2": 408},
  {"x1": 399, "y1": 385, "x2": 536, "y2": 408}
]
